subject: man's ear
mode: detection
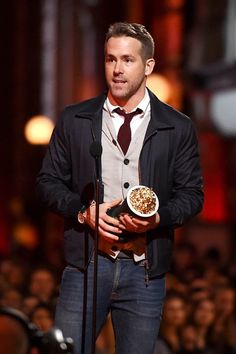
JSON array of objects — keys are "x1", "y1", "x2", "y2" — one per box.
[{"x1": 145, "y1": 58, "x2": 155, "y2": 76}]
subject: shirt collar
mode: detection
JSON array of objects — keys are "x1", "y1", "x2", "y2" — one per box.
[{"x1": 104, "y1": 88, "x2": 150, "y2": 117}]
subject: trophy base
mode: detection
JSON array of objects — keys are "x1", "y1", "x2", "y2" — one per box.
[
  {"x1": 106, "y1": 204, "x2": 129, "y2": 218},
  {"x1": 107, "y1": 206, "x2": 136, "y2": 243}
]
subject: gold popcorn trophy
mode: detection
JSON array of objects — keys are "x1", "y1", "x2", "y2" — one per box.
[{"x1": 107, "y1": 185, "x2": 159, "y2": 241}]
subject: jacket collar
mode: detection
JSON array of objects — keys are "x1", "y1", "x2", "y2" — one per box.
[
  {"x1": 74, "y1": 92, "x2": 107, "y2": 120},
  {"x1": 74, "y1": 92, "x2": 106, "y2": 142},
  {"x1": 74, "y1": 89, "x2": 175, "y2": 135},
  {"x1": 148, "y1": 89, "x2": 175, "y2": 130}
]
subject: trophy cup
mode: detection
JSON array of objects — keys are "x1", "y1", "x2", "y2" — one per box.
[
  {"x1": 107, "y1": 185, "x2": 159, "y2": 242},
  {"x1": 108, "y1": 185, "x2": 159, "y2": 218}
]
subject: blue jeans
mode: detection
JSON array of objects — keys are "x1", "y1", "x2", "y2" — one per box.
[{"x1": 55, "y1": 254, "x2": 166, "y2": 354}]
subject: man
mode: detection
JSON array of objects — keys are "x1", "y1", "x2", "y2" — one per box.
[{"x1": 36, "y1": 22, "x2": 203, "y2": 354}]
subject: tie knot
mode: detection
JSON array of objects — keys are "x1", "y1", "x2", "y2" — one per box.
[
  {"x1": 113, "y1": 107, "x2": 142, "y2": 121},
  {"x1": 113, "y1": 107, "x2": 143, "y2": 154}
]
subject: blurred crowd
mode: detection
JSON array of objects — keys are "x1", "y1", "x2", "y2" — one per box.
[
  {"x1": 0, "y1": 241, "x2": 236, "y2": 354},
  {"x1": 154, "y1": 242, "x2": 236, "y2": 354}
]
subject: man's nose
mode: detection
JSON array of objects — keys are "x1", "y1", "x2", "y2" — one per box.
[{"x1": 114, "y1": 61, "x2": 123, "y2": 74}]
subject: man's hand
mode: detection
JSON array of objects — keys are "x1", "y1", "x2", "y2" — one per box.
[
  {"x1": 118, "y1": 212, "x2": 160, "y2": 234},
  {"x1": 84, "y1": 199, "x2": 124, "y2": 243}
]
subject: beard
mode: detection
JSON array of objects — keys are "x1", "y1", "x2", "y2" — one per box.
[{"x1": 107, "y1": 75, "x2": 146, "y2": 102}]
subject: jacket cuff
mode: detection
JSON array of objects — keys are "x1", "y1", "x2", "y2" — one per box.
[{"x1": 67, "y1": 198, "x2": 83, "y2": 218}]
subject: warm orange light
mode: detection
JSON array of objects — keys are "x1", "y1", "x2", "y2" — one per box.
[
  {"x1": 147, "y1": 73, "x2": 171, "y2": 103},
  {"x1": 13, "y1": 222, "x2": 39, "y2": 249},
  {"x1": 24, "y1": 115, "x2": 54, "y2": 145}
]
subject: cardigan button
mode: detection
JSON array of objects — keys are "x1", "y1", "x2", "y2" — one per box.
[
  {"x1": 124, "y1": 158, "x2": 129, "y2": 165},
  {"x1": 124, "y1": 182, "x2": 129, "y2": 189}
]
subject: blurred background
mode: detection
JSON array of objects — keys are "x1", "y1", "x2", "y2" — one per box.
[{"x1": 0, "y1": 0, "x2": 236, "y2": 353}]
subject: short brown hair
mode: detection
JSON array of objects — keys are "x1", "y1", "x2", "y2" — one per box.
[{"x1": 105, "y1": 22, "x2": 155, "y2": 61}]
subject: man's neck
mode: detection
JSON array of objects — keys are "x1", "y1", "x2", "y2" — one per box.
[{"x1": 108, "y1": 89, "x2": 146, "y2": 112}]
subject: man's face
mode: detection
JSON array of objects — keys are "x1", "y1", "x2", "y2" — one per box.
[{"x1": 105, "y1": 36, "x2": 154, "y2": 106}]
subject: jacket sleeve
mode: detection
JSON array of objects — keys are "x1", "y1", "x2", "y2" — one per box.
[
  {"x1": 35, "y1": 108, "x2": 83, "y2": 219},
  {"x1": 158, "y1": 119, "x2": 204, "y2": 228}
]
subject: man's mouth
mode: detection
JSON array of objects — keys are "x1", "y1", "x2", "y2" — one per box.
[{"x1": 113, "y1": 79, "x2": 126, "y2": 84}]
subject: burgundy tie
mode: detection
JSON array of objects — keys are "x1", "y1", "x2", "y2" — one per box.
[{"x1": 114, "y1": 107, "x2": 142, "y2": 154}]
